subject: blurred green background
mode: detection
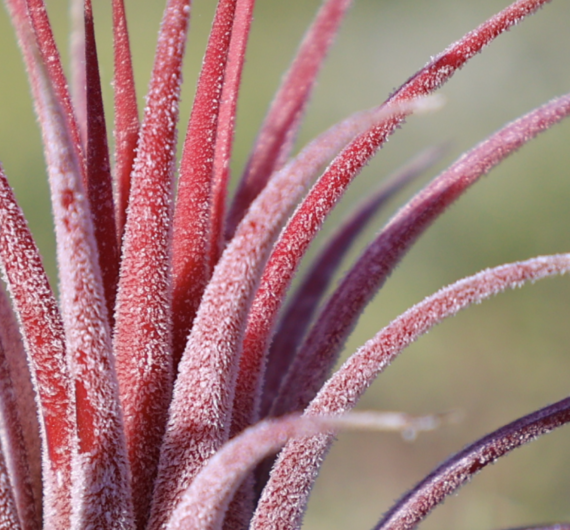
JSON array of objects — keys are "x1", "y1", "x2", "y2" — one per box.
[{"x1": 1, "y1": 1, "x2": 569, "y2": 528}]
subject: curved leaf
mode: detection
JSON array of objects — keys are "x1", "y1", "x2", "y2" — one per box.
[
  {"x1": 262, "y1": 146, "x2": 445, "y2": 417},
  {"x1": 150, "y1": 100, "x2": 421, "y2": 530},
  {"x1": 272, "y1": 93, "x2": 570, "y2": 418},
  {"x1": 0, "y1": 336, "x2": 38, "y2": 530},
  {"x1": 0, "y1": 165, "x2": 74, "y2": 529},
  {"x1": 0, "y1": 287, "x2": 41, "y2": 524},
  {"x1": 253, "y1": 254, "x2": 570, "y2": 529},
  {"x1": 238, "y1": 0, "x2": 551, "y2": 460},
  {"x1": 375, "y1": 398, "x2": 570, "y2": 530}
]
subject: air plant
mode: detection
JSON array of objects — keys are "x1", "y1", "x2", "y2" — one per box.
[{"x1": 0, "y1": 0, "x2": 568, "y2": 529}]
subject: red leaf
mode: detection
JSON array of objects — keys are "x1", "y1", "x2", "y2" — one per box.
[
  {"x1": 376, "y1": 396, "x2": 570, "y2": 530},
  {"x1": 151, "y1": 98, "x2": 403, "y2": 530},
  {"x1": 0, "y1": 287, "x2": 41, "y2": 524},
  {"x1": 171, "y1": 0, "x2": 240, "y2": 369},
  {"x1": 21, "y1": 25, "x2": 134, "y2": 526},
  {"x1": 0, "y1": 336, "x2": 39, "y2": 530},
  {"x1": 112, "y1": 0, "x2": 139, "y2": 238},
  {"x1": 226, "y1": 0, "x2": 354, "y2": 235},
  {"x1": 84, "y1": 0, "x2": 120, "y2": 329},
  {"x1": 262, "y1": 146, "x2": 444, "y2": 418},
  {"x1": 113, "y1": 1, "x2": 191, "y2": 526},
  {"x1": 210, "y1": 0, "x2": 256, "y2": 268},
  {"x1": 7, "y1": 0, "x2": 86, "y2": 182},
  {"x1": 0, "y1": 166, "x2": 74, "y2": 529},
  {"x1": 238, "y1": 0, "x2": 552, "y2": 454}
]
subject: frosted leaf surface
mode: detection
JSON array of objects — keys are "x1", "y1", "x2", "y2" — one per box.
[
  {"x1": 83, "y1": 0, "x2": 120, "y2": 328},
  {"x1": 0, "y1": 166, "x2": 74, "y2": 529},
  {"x1": 264, "y1": 146, "x2": 444, "y2": 417},
  {"x1": 150, "y1": 99, "x2": 415, "y2": 530},
  {"x1": 0, "y1": 286, "x2": 41, "y2": 522},
  {"x1": 232, "y1": 98, "x2": 440, "y2": 438},
  {"x1": 209, "y1": 0, "x2": 256, "y2": 268},
  {"x1": 7, "y1": 0, "x2": 86, "y2": 181},
  {"x1": 171, "y1": 0, "x2": 240, "y2": 367},
  {"x1": 21, "y1": 22, "x2": 134, "y2": 526},
  {"x1": 253, "y1": 255, "x2": 570, "y2": 529},
  {"x1": 0, "y1": 441, "x2": 21, "y2": 530},
  {"x1": 0, "y1": 336, "x2": 38, "y2": 530},
  {"x1": 113, "y1": 1, "x2": 190, "y2": 526},
  {"x1": 165, "y1": 411, "x2": 448, "y2": 530},
  {"x1": 112, "y1": 0, "x2": 140, "y2": 238},
  {"x1": 277, "y1": 93, "x2": 570, "y2": 418}
]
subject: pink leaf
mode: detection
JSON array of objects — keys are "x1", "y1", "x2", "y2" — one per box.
[
  {"x1": 226, "y1": 0, "x2": 354, "y2": 236},
  {"x1": 231, "y1": 98, "x2": 438, "y2": 439},
  {"x1": 0, "y1": 337, "x2": 38, "y2": 530},
  {"x1": 166, "y1": 411, "x2": 454, "y2": 530},
  {"x1": 0, "y1": 441, "x2": 21, "y2": 530},
  {"x1": 0, "y1": 288, "x2": 41, "y2": 523},
  {"x1": 262, "y1": 146, "x2": 445, "y2": 418},
  {"x1": 253, "y1": 254, "x2": 570, "y2": 529},
  {"x1": 6, "y1": 0, "x2": 86, "y2": 181},
  {"x1": 22, "y1": 25, "x2": 134, "y2": 528},
  {"x1": 273, "y1": 93, "x2": 570, "y2": 418},
  {"x1": 150, "y1": 97, "x2": 412, "y2": 530},
  {"x1": 113, "y1": 1, "x2": 191, "y2": 526},
  {"x1": 239, "y1": 1, "x2": 551, "y2": 446},
  {"x1": 164, "y1": 415, "x2": 337, "y2": 530},
  {"x1": 165, "y1": 415, "x2": 314, "y2": 530}
]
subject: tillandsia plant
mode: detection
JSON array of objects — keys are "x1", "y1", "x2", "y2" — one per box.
[{"x1": 0, "y1": 0, "x2": 569, "y2": 529}]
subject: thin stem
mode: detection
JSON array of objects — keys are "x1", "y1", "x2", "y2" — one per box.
[{"x1": 375, "y1": 398, "x2": 570, "y2": 530}]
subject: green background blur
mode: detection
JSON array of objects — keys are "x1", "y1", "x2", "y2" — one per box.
[{"x1": 1, "y1": 1, "x2": 570, "y2": 528}]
